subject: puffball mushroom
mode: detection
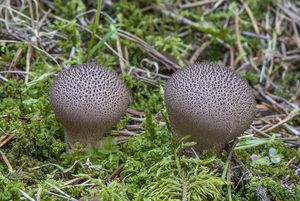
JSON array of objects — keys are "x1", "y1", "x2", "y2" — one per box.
[
  {"x1": 164, "y1": 63, "x2": 256, "y2": 150},
  {"x1": 50, "y1": 62, "x2": 130, "y2": 147}
]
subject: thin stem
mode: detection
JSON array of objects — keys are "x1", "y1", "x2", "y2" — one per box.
[{"x1": 87, "y1": 0, "x2": 102, "y2": 61}]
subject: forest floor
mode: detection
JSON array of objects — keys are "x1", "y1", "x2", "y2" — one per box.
[{"x1": 0, "y1": 0, "x2": 300, "y2": 200}]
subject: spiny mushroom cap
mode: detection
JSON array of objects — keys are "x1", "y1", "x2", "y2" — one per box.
[
  {"x1": 50, "y1": 62, "x2": 130, "y2": 146},
  {"x1": 164, "y1": 63, "x2": 256, "y2": 150}
]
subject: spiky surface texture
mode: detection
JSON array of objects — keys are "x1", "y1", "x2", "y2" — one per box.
[
  {"x1": 164, "y1": 63, "x2": 256, "y2": 150},
  {"x1": 50, "y1": 62, "x2": 130, "y2": 146}
]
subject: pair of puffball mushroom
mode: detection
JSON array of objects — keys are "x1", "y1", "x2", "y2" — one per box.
[{"x1": 50, "y1": 62, "x2": 256, "y2": 150}]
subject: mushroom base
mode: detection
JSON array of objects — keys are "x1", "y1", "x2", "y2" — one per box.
[{"x1": 64, "y1": 128, "x2": 106, "y2": 148}]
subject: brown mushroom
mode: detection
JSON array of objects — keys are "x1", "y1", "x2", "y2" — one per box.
[
  {"x1": 50, "y1": 62, "x2": 130, "y2": 147},
  {"x1": 164, "y1": 63, "x2": 256, "y2": 150}
]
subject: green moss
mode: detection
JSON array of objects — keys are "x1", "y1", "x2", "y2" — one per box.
[
  {"x1": 0, "y1": 174, "x2": 24, "y2": 200},
  {"x1": 122, "y1": 74, "x2": 164, "y2": 113},
  {"x1": 0, "y1": 43, "x2": 27, "y2": 67},
  {"x1": 245, "y1": 177, "x2": 295, "y2": 201},
  {"x1": 234, "y1": 137, "x2": 300, "y2": 200},
  {"x1": 240, "y1": 71, "x2": 260, "y2": 83},
  {"x1": 53, "y1": 0, "x2": 86, "y2": 19},
  {"x1": 87, "y1": 181, "x2": 128, "y2": 201},
  {"x1": 0, "y1": 79, "x2": 65, "y2": 174}
]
